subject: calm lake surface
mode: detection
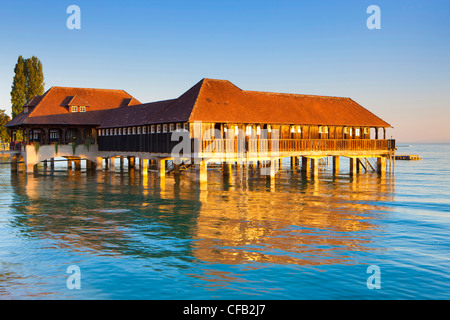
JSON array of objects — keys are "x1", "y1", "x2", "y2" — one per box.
[{"x1": 0, "y1": 144, "x2": 449, "y2": 299}]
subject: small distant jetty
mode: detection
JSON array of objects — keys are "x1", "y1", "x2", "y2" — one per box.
[{"x1": 395, "y1": 155, "x2": 422, "y2": 160}]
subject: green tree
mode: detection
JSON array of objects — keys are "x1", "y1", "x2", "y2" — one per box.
[
  {"x1": 10, "y1": 55, "x2": 45, "y2": 118},
  {"x1": 24, "y1": 56, "x2": 45, "y2": 102},
  {"x1": 0, "y1": 109, "x2": 11, "y2": 143},
  {"x1": 10, "y1": 55, "x2": 27, "y2": 118}
]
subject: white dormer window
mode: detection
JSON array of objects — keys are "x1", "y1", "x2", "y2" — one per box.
[
  {"x1": 80, "y1": 106, "x2": 86, "y2": 112},
  {"x1": 24, "y1": 107, "x2": 29, "y2": 113},
  {"x1": 71, "y1": 106, "x2": 78, "y2": 112}
]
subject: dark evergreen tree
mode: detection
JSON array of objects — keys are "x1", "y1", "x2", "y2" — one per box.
[
  {"x1": 10, "y1": 55, "x2": 27, "y2": 118},
  {"x1": 24, "y1": 56, "x2": 45, "y2": 102}
]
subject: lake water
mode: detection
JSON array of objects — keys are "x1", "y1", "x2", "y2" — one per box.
[{"x1": 0, "y1": 144, "x2": 449, "y2": 300}]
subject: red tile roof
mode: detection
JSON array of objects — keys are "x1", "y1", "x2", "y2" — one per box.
[
  {"x1": 187, "y1": 79, "x2": 391, "y2": 127},
  {"x1": 7, "y1": 79, "x2": 391, "y2": 129},
  {"x1": 6, "y1": 86, "x2": 141, "y2": 127}
]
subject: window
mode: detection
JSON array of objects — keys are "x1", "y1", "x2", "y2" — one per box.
[
  {"x1": 128, "y1": 127, "x2": 132, "y2": 135},
  {"x1": 170, "y1": 123, "x2": 175, "y2": 132},
  {"x1": 297, "y1": 126, "x2": 301, "y2": 134},
  {"x1": 257, "y1": 126, "x2": 261, "y2": 135},
  {"x1": 123, "y1": 128, "x2": 126, "y2": 135},
  {"x1": 80, "y1": 106, "x2": 86, "y2": 112},
  {"x1": 344, "y1": 127, "x2": 348, "y2": 134},
  {"x1": 268, "y1": 125, "x2": 272, "y2": 133},
  {"x1": 137, "y1": 126, "x2": 141, "y2": 134},
  {"x1": 71, "y1": 106, "x2": 78, "y2": 112},
  {"x1": 118, "y1": 128, "x2": 122, "y2": 135},
  {"x1": 114, "y1": 128, "x2": 117, "y2": 135},
  {"x1": 246, "y1": 125, "x2": 252, "y2": 136},
  {"x1": 355, "y1": 128, "x2": 360, "y2": 136},
  {"x1": 157, "y1": 125, "x2": 161, "y2": 133},
  {"x1": 324, "y1": 126, "x2": 329, "y2": 134},
  {"x1": 349, "y1": 128, "x2": 353, "y2": 136},
  {"x1": 290, "y1": 126, "x2": 295, "y2": 133},
  {"x1": 184, "y1": 123, "x2": 189, "y2": 131},
  {"x1": 235, "y1": 125, "x2": 239, "y2": 136},
  {"x1": 363, "y1": 127, "x2": 368, "y2": 134},
  {"x1": 24, "y1": 107, "x2": 29, "y2": 113},
  {"x1": 163, "y1": 124, "x2": 168, "y2": 132},
  {"x1": 176, "y1": 123, "x2": 181, "y2": 131},
  {"x1": 132, "y1": 127, "x2": 136, "y2": 135},
  {"x1": 151, "y1": 125, "x2": 155, "y2": 133},
  {"x1": 143, "y1": 126, "x2": 147, "y2": 134},
  {"x1": 50, "y1": 131, "x2": 59, "y2": 139}
]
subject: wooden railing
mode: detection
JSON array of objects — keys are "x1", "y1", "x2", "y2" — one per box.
[{"x1": 198, "y1": 139, "x2": 395, "y2": 155}]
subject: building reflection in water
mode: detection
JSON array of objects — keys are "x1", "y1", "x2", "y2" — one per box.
[{"x1": 9, "y1": 167, "x2": 394, "y2": 281}]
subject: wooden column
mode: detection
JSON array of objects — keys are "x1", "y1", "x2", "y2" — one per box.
[
  {"x1": 109, "y1": 157, "x2": 115, "y2": 171},
  {"x1": 74, "y1": 158, "x2": 81, "y2": 171},
  {"x1": 332, "y1": 156, "x2": 339, "y2": 175},
  {"x1": 349, "y1": 157, "x2": 357, "y2": 176},
  {"x1": 140, "y1": 159, "x2": 148, "y2": 174},
  {"x1": 377, "y1": 157, "x2": 386, "y2": 174},
  {"x1": 128, "y1": 156, "x2": 135, "y2": 169},
  {"x1": 301, "y1": 157, "x2": 310, "y2": 174},
  {"x1": 311, "y1": 158, "x2": 319, "y2": 178},
  {"x1": 198, "y1": 160, "x2": 208, "y2": 183},
  {"x1": 158, "y1": 158, "x2": 166, "y2": 178},
  {"x1": 95, "y1": 157, "x2": 103, "y2": 171},
  {"x1": 269, "y1": 159, "x2": 277, "y2": 179},
  {"x1": 223, "y1": 162, "x2": 232, "y2": 176},
  {"x1": 10, "y1": 155, "x2": 18, "y2": 172}
]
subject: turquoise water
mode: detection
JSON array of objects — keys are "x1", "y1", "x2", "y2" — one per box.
[{"x1": 0, "y1": 144, "x2": 449, "y2": 299}]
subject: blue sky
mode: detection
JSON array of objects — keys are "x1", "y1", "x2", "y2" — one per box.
[{"x1": 0, "y1": 0, "x2": 449, "y2": 142}]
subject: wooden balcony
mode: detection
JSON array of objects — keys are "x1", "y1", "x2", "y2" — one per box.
[{"x1": 197, "y1": 139, "x2": 395, "y2": 157}]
